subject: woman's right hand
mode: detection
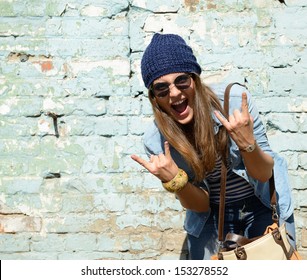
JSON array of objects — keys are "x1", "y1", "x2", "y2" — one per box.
[
  {"x1": 132, "y1": 141, "x2": 210, "y2": 212},
  {"x1": 131, "y1": 141, "x2": 179, "y2": 183}
]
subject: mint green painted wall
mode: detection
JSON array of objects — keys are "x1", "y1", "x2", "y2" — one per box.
[{"x1": 0, "y1": 0, "x2": 306, "y2": 259}]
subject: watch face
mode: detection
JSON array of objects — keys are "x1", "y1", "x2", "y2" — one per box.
[
  {"x1": 240, "y1": 141, "x2": 256, "y2": 152},
  {"x1": 246, "y1": 146, "x2": 253, "y2": 152},
  {"x1": 246, "y1": 144, "x2": 256, "y2": 152}
]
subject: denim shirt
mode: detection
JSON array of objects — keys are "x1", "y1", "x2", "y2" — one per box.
[{"x1": 142, "y1": 83, "x2": 294, "y2": 238}]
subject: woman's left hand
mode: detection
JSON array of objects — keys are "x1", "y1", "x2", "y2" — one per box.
[
  {"x1": 131, "y1": 141, "x2": 179, "y2": 183},
  {"x1": 214, "y1": 92, "x2": 255, "y2": 150}
]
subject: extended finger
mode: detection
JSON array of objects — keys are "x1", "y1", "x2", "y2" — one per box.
[
  {"x1": 241, "y1": 92, "x2": 249, "y2": 117},
  {"x1": 214, "y1": 110, "x2": 231, "y2": 130},
  {"x1": 131, "y1": 154, "x2": 151, "y2": 170}
]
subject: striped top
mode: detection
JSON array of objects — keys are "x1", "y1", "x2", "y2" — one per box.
[{"x1": 206, "y1": 157, "x2": 254, "y2": 205}]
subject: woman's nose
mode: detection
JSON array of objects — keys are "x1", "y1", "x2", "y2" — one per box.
[{"x1": 169, "y1": 84, "x2": 181, "y2": 97}]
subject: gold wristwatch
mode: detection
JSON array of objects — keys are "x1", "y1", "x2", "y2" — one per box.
[{"x1": 240, "y1": 140, "x2": 257, "y2": 153}]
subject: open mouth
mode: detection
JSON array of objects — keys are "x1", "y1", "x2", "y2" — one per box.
[{"x1": 171, "y1": 99, "x2": 188, "y2": 114}]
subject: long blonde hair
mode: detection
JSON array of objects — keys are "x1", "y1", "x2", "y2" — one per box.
[{"x1": 148, "y1": 74, "x2": 228, "y2": 183}]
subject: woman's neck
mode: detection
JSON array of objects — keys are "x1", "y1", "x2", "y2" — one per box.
[{"x1": 180, "y1": 121, "x2": 195, "y2": 144}]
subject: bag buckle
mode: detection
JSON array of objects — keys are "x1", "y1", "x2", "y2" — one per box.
[{"x1": 271, "y1": 204, "x2": 279, "y2": 222}]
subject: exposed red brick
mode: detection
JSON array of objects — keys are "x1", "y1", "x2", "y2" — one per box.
[
  {"x1": 184, "y1": 0, "x2": 200, "y2": 12},
  {"x1": 40, "y1": 60, "x2": 54, "y2": 72},
  {"x1": 207, "y1": 0, "x2": 216, "y2": 9}
]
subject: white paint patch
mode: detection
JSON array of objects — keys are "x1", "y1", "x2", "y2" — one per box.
[
  {"x1": 38, "y1": 119, "x2": 51, "y2": 133},
  {"x1": 70, "y1": 59, "x2": 130, "y2": 76},
  {"x1": 81, "y1": 5, "x2": 106, "y2": 16},
  {"x1": 0, "y1": 104, "x2": 10, "y2": 115},
  {"x1": 131, "y1": 0, "x2": 146, "y2": 9},
  {"x1": 43, "y1": 98, "x2": 62, "y2": 110}
]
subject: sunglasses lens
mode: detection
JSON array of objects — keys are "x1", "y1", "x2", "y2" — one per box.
[
  {"x1": 151, "y1": 74, "x2": 192, "y2": 98},
  {"x1": 152, "y1": 83, "x2": 170, "y2": 98},
  {"x1": 175, "y1": 74, "x2": 191, "y2": 90},
  {"x1": 156, "y1": 90, "x2": 169, "y2": 98}
]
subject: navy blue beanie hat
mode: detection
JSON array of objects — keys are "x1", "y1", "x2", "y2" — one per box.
[{"x1": 141, "y1": 33, "x2": 202, "y2": 89}]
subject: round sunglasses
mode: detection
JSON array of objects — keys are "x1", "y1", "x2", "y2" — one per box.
[{"x1": 150, "y1": 74, "x2": 193, "y2": 98}]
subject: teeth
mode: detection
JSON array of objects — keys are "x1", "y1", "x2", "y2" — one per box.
[{"x1": 172, "y1": 99, "x2": 185, "y2": 106}]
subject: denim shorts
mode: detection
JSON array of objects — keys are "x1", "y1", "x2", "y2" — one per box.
[{"x1": 187, "y1": 195, "x2": 296, "y2": 260}]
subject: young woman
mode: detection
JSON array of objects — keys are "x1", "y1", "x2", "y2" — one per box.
[{"x1": 131, "y1": 33, "x2": 296, "y2": 259}]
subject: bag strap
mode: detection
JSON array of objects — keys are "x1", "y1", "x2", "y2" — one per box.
[
  {"x1": 218, "y1": 161, "x2": 227, "y2": 242},
  {"x1": 218, "y1": 82, "x2": 239, "y2": 243},
  {"x1": 218, "y1": 83, "x2": 278, "y2": 243},
  {"x1": 269, "y1": 170, "x2": 278, "y2": 222}
]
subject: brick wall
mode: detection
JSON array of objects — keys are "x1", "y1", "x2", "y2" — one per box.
[{"x1": 0, "y1": 0, "x2": 306, "y2": 259}]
